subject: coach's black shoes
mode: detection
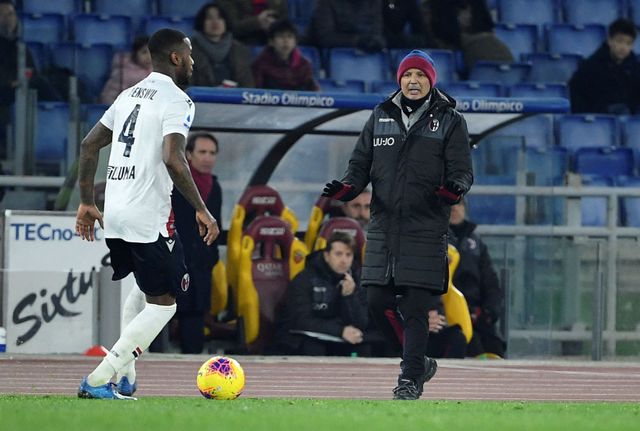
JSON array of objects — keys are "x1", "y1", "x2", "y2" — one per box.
[
  {"x1": 418, "y1": 357, "x2": 438, "y2": 396},
  {"x1": 393, "y1": 378, "x2": 420, "y2": 400}
]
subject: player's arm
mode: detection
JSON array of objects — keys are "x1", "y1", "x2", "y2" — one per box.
[{"x1": 163, "y1": 133, "x2": 219, "y2": 245}]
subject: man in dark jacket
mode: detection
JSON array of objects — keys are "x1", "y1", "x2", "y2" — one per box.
[
  {"x1": 323, "y1": 50, "x2": 473, "y2": 400},
  {"x1": 276, "y1": 231, "x2": 369, "y2": 356},
  {"x1": 172, "y1": 133, "x2": 223, "y2": 353},
  {"x1": 569, "y1": 18, "x2": 640, "y2": 115},
  {"x1": 448, "y1": 199, "x2": 505, "y2": 357}
]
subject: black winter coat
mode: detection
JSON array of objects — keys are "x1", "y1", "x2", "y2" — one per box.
[
  {"x1": 448, "y1": 220, "x2": 502, "y2": 321},
  {"x1": 342, "y1": 89, "x2": 473, "y2": 292},
  {"x1": 276, "y1": 251, "x2": 369, "y2": 346}
]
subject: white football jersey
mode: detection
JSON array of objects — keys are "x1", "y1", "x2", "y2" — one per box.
[{"x1": 99, "y1": 72, "x2": 195, "y2": 242}]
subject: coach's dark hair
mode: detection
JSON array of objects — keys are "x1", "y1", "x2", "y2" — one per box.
[
  {"x1": 186, "y1": 133, "x2": 219, "y2": 153},
  {"x1": 325, "y1": 231, "x2": 356, "y2": 254},
  {"x1": 608, "y1": 18, "x2": 637, "y2": 39},
  {"x1": 148, "y1": 28, "x2": 187, "y2": 61},
  {"x1": 194, "y1": 3, "x2": 232, "y2": 34}
]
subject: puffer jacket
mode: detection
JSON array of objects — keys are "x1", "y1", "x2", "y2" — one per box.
[{"x1": 342, "y1": 88, "x2": 473, "y2": 292}]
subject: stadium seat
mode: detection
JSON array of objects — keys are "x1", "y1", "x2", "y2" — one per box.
[
  {"x1": 303, "y1": 196, "x2": 348, "y2": 250},
  {"x1": 144, "y1": 16, "x2": 195, "y2": 38},
  {"x1": 288, "y1": 0, "x2": 317, "y2": 25},
  {"x1": 390, "y1": 49, "x2": 456, "y2": 84},
  {"x1": 227, "y1": 185, "x2": 299, "y2": 298},
  {"x1": 617, "y1": 176, "x2": 640, "y2": 227},
  {"x1": 509, "y1": 82, "x2": 568, "y2": 98},
  {"x1": 317, "y1": 79, "x2": 366, "y2": 94},
  {"x1": 35, "y1": 102, "x2": 69, "y2": 162},
  {"x1": 523, "y1": 146, "x2": 569, "y2": 184},
  {"x1": 631, "y1": 0, "x2": 640, "y2": 25},
  {"x1": 556, "y1": 114, "x2": 619, "y2": 151},
  {"x1": 621, "y1": 116, "x2": 640, "y2": 150},
  {"x1": 83, "y1": 104, "x2": 109, "y2": 134},
  {"x1": 329, "y1": 48, "x2": 389, "y2": 83},
  {"x1": 466, "y1": 175, "x2": 516, "y2": 224},
  {"x1": 580, "y1": 175, "x2": 612, "y2": 226},
  {"x1": 298, "y1": 45, "x2": 322, "y2": 77},
  {"x1": 469, "y1": 62, "x2": 532, "y2": 86},
  {"x1": 50, "y1": 42, "x2": 75, "y2": 70},
  {"x1": 562, "y1": 0, "x2": 623, "y2": 26},
  {"x1": 498, "y1": 0, "x2": 558, "y2": 26},
  {"x1": 74, "y1": 44, "x2": 113, "y2": 101},
  {"x1": 26, "y1": 42, "x2": 48, "y2": 72},
  {"x1": 73, "y1": 14, "x2": 131, "y2": 47},
  {"x1": 494, "y1": 23, "x2": 538, "y2": 61},
  {"x1": 442, "y1": 81, "x2": 502, "y2": 98},
  {"x1": 21, "y1": 14, "x2": 65, "y2": 44},
  {"x1": 157, "y1": 0, "x2": 213, "y2": 17},
  {"x1": 443, "y1": 244, "x2": 473, "y2": 343},
  {"x1": 236, "y1": 216, "x2": 308, "y2": 351},
  {"x1": 526, "y1": 53, "x2": 582, "y2": 83},
  {"x1": 371, "y1": 80, "x2": 399, "y2": 96},
  {"x1": 547, "y1": 24, "x2": 607, "y2": 57},
  {"x1": 490, "y1": 114, "x2": 555, "y2": 152},
  {"x1": 574, "y1": 147, "x2": 634, "y2": 177},
  {"x1": 313, "y1": 217, "x2": 366, "y2": 268},
  {"x1": 22, "y1": 0, "x2": 79, "y2": 15},
  {"x1": 92, "y1": 0, "x2": 153, "y2": 31}
]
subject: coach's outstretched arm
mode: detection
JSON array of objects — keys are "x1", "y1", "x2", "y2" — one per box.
[{"x1": 163, "y1": 132, "x2": 219, "y2": 245}]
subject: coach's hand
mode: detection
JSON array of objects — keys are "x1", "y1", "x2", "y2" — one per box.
[
  {"x1": 196, "y1": 209, "x2": 219, "y2": 246},
  {"x1": 75, "y1": 203, "x2": 104, "y2": 241},
  {"x1": 322, "y1": 180, "x2": 355, "y2": 201}
]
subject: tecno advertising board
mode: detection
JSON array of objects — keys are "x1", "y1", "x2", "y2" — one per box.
[{"x1": 2, "y1": 211, "x2": 109, "y2": 353}]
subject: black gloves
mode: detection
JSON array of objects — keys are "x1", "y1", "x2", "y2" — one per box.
[
  {"x1": 435, "y1": 180, "x2": 464, "y2": 205},
  {"x1": 322, "y1": 180, "x2": 356, "y2": 201}
]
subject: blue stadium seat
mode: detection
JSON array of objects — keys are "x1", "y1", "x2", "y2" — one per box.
[
  {"x1": 288, "y1": 0, "x2": 317, "y2": 25},
  {"x1": 469, "y1": 62, "x2": 532, "y2": 86},
  {"x1": 26, "y1": 42, "x2": 48, "y2": 72},
  {"x1": 631, "y1": 0, "x2": 640, "y2": 25},
  {"x1": 621, "y1": 115, "x2": 640, "y2": 151},
  {"x1": 144, "y1": 16, "x2": 195, "y2": 39},
  {"x1": 21, "y1": 14, "x2": 65, "y2": 44},
  {"x1": 92, "y1": 0, "x2": 153, "y2": 32},
  {"x1": 50, "y1": 42, "x2": 75, "y2": 70},
  {"x1": 329, "y1": 49, "x2": 389, "y2": 82},
  {"x1": 467, "y1": 176, "x2": 516, "y2": 224},
  {"x1": 509, "y1": 82, "x2": 569, "y2": 98},
  {"x1": 547, "y1": 24, "x2": 607, "y2": 57},
  {"x1": 371, "y1": 81, "x2": 399, "y2": 96},
  {"x1": 574, "y1": 147, "x2": 634, "y2": 176},
  {"x1": 298, "y1": 45, "x2": 322, "y2": 77},
  {"x1": 580, "y1": 175, "x2": 612, "y2": 226},
  {"x1": 390, "y1": 49, "x2": 456, "y2": 84},
  {"x1": 498, "y1": 0, "x2": 558, "y2": 26},
  {"x1": 526, "y1": 53, "x2": 581, "y2": 83},
  {"x1": 494, "y1": 23, "x2": 538, "y2": 60},
  {"x1": 74, "y1": 44, "x2": 113, "y2": 101},
  {"x1": 157, "y1": 0, "x2": 211, "y2": 17},
  {"x1": 317, "y1": 79, "x2": 365, "y2": 93},
  {"x1": 562, "y1": 0, "x2": 623, "y2": 26},
  {"x1": 84, "y1": 104, "x2": 109, "y2": 130},
  {"x1": 35, "y1": 102, "x2": 69, "y2": 161},
  {"x1": 442, "y1": 81, "x2": 502, "y2": 98},
  {"x1": 489, "y1": 114, "x2": 555, "y2": 149},
  {"x1": 73, "y1": 14, "x2": 131, "y2": 46},
  {"x1": 22, "y1": 0, "x2": 79, "y2": 14},
  {"x1": 524, "y1": 146, "x2": 569, "y2": 184},
  {"x1": 617, "y1": 176, "x2": 640, "y2": 227},
  {"x1": 556, "y1": 114, "x2": 619, "y2": 151}
]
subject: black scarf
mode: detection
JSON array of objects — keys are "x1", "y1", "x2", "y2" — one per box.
[{"x1": 400, "y1": 93, "x2": 429, "y2": 116}]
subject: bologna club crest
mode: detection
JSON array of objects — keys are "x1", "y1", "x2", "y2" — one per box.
[
  {"x1": 429, "y1": 118, "x2": 440, "y2": 132},
  {"x1": 181, "y1": 273, "x2": 190, "y2": 292}
]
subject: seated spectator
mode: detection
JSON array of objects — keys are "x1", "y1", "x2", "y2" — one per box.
[
  {"x1": 383, "y1": 0, "x2": 431, "y2": 49},
  {"x1": 448, "y1": 199, "x2": 506, "y2": 357},
  {"x1": 423, "y1": 0, "x2": 512, "y2": 71},
  {"x1": 215, "y1": 0, "x2": 288, "y2": 46},
  {"x1": 306, "y1": 0, "x2": 386, "y2": 52},
  {"x1": 191, "y1": 2, "x2": 254, "y2": 88},
  {"x1": 100, "y1": 36, "x2": 152, "y2": 104},
  {"x1": 569, "y1": 18, "x2": 640, "y2": 115},
  {"x1": 341, "y1": 188, "x2": 371, "y2": 230},
  {"x1": 252, "y1": 19, "x2": 319, "y2": 91},
  {"x1": 275, "y1": 231, "x2": 369, "y2": 356}
]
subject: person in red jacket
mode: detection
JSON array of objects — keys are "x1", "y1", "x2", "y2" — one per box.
[{"x1": 252, "y1": 19, "x2": 319, "y2": 91}]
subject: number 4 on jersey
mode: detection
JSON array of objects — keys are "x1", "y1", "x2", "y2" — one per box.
[{"x1": 118, "y1": 104, "x2": 141, "y2": 157}]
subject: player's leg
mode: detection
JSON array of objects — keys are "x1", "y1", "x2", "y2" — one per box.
[{"x1": 115, "y1": 284, "x2": 146, "y2": 394}]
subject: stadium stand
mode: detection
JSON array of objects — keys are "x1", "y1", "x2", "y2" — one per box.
[
  {"x1": 72, "y1": 14, "x2": 132, "y2": 46},
  {"x1": 144, "y1": 16, "x2": 194, "y2": 37},
  {"x1": 316, "y1": 79, "x2": 366, "y2": 94},
  {"x1": 526, "y1": 53, "x2": 581, "y2": 83},
  {"x1": 497, "y1": 0, "x2": 558, "y2": 26},
  {"x1": 618, "y1": 175, "x2": 640, "y2": 227},
  {"x1": 467, "y1": 175, "x2": 517, "y2": 225},
  {"x1": 469, "y1": 61, "x2": 532, "y2": 86},
  {"x1": 509, "y1": 82, "x2": 568, "y2": 98},
  {"x1": 556, "y1": 114, "x2": 619, "y2": 151},
  {"x1": 562, "y1": 0, "x2": 623, "y2": 27},
  {"x1": 34, "y1": 102, "x2": 69, "y2": 164},
  {"x1": 580, "y1": 175, "x2": 612, "y2": 226},
  {"x1": 547, "y1": 24, "x2": 607, "y2": 57},
  {"x1": 22, "y1": 0, "x2": 79, "y2": 15},
  {"x1": 574, "y1": 147, "x2": 634, "y2": 177},
  {"x1": 329, "y1": 49, "x2": 389, "y2": 83},
  {"x1": 443, "y1": 81, "x2": 502, "y2": 98},
  {"x1": 157, "y1": 0, "x2": 210, "y2": 18},
  {"x1": 494, "y1": 23, "x2": 538, "y2": 60},
  {"x1": 21, "y1": 13, "x2": 65, "y2": 44}
]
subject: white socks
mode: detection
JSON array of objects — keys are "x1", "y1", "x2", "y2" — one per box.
[
  {"x1": 87, "y1": 301, "x2": 176, "y2": 387},
  {"x1": 115, "y1": 286, "x2": 146, "y2": 385}
]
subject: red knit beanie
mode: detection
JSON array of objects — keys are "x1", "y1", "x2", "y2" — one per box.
[{"x1": 396, "y1": 50, "x2": 437, "y2": 87}]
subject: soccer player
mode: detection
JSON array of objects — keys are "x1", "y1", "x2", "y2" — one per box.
[{"x1": 74, "y1": 28, "x2": 219, "y2": 400}]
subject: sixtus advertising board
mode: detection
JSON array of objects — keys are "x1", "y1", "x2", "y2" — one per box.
[{"x1": 1, "y1": 211, "x2": 109, "y2": 353}]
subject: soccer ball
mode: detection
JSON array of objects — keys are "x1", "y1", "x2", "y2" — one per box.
[{"x1": 196, "y1": 356, "x2": 245, "y2": 400}]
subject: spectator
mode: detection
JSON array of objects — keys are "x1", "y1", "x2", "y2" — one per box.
[
  {"x1": 383, "y1": 0, "x2": 431, "y2": 49},
  {"x1": 215, "y1": 0, "x2": 288, "y2": 46},
  {"x1": 341, "y1": 188, "x2": 371, "y2": 230},
  {"x1": 172, "y1": 133, "x2": 223, "y2": 354},
  {"x1": 569, "y1": 18, "x2": 640, "y2": 115},
  {"x1": 252, "y1": 19, "x2": 319, "y2": 91},
  {"x1": 100, "y1": 36, "x2": 152, "y2": 104},
  {"x1": 448, "y1": 199, "x2": 506, "y2": 358},
  {"x1": 307, "y1": 0, "x2": 386, "y2": 52},
  {"x1": 191, "y1": 3, "x2": 254, "y2": 88},
  {"x1": 423, "y1": 0, "x2": 512, "y2": 71},
  {"x1": 275, "y1": 231, "x2": 369, "y2": 356}
]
